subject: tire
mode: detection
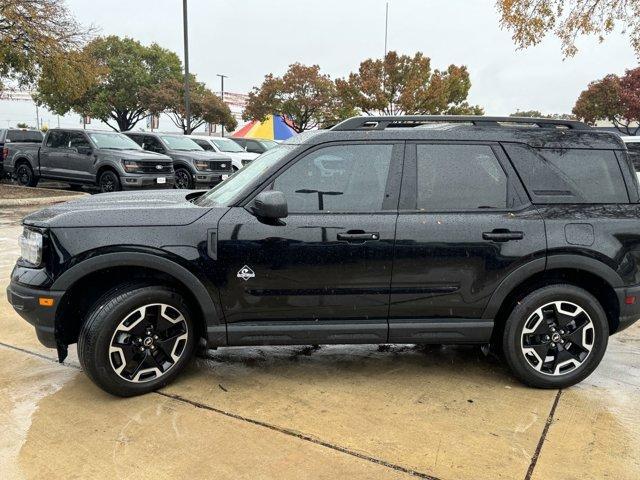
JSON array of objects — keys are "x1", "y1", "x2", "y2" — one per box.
[
  {"x1": 502, "y1": 284, "x2": 609, "y2": 389},
  {"x1": 15, "y1": 162, "x2": 38, "y2": 187},
  {"x1": 98, "y1": 170, "x2": 121, "y2": 193},
  {"x1": 174, "y1": 167, "x2": 193, "y2": 189},
  {"x1": 78, "y1": 284, "x2": 197, "y2": 397}
]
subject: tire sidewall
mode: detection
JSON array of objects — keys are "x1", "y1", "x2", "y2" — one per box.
[
  {"x1": 503, "y1": 285, "x2": 609, "y2": 388},
  {"x1": 16, "y1": 163, "x2": 36, "y2": 187},
  {"x1": 80, "y1": 286, "x2": 196, "y2": 396}
]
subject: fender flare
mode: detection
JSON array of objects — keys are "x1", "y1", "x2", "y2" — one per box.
[
  {"x1": 51, "y1": 252, "x2": 223, "y2": 340},
  {"x1": 481, "y1": 254, "x2": 623, "y2": 319}
]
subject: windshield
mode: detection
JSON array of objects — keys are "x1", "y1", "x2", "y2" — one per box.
[
  {"x1": 88, "y1": 132, "x2": 142, "y2": 150},
  {"x1": 211, "y1": 137, "x2": 244, "y2": 153},
  {"x1": 161, "y1": 135, "x2": 203, "y2": 151},
  {"x1": 195, "y1": 145, "x2": 295, "y2": 207}
]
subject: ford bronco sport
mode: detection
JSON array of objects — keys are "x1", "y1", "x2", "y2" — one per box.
[{"x1": 7, "y1": 116, "x2": 640, "y2": 396}]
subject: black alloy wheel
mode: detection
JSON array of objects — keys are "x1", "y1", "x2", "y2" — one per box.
[
  {"x1": 174, "y1": 168, "x2": 193, "y2": 189},
  {"x1": 16, "y1": 163, "x2": 38, "y2": 187},
  {"x1": 99, "y1": 170, "x2": 121, "y2": 193}
]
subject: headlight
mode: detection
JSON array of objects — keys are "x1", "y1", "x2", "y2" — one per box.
[
  {"x1": 193, "y1": 160, "x2": 211, "y2": 171},
  {"x1": 122, "y1": 160, "x2": 144, "y2": 173},
  {"x1": 19, "y1": 228, "x2": 43, "y2": 266}
]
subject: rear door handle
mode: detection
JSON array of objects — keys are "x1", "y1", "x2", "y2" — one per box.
[
  {"x1": 337, "y1": 231, "x2": 380, "y2": 242},
  {"x1": 482, "y1": 229, "x2": 524, "y2": 242}
]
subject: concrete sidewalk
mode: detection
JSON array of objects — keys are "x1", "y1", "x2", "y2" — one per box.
[{"x1": 0, "y1": 206, "x2": 638, "y2": 480}]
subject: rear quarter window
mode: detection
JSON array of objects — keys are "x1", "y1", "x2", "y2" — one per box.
[{"x1": 503, "y1": 144, "x2": 628, "y2": 204}]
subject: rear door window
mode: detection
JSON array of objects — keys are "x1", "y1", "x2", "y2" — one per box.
[
  {"x1": 415, "y1": 144, "x2": 508, "y2": 211},
  {"x1": 46, "y1": 131, "x2": 70, "y2": 148},
  {"x1": 503, "y1": 144, "x2": 628, "y2": 204}
]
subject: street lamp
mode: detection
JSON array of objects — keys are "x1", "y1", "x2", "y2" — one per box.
[
  {"x1": 217, "y1": 74, "x2": 228, "y2": 137},
  {"x1": 182, "y1": 0, "x2": 191, "y2": 134}
]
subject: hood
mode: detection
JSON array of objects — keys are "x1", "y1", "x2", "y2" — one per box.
[
  {"x1": 101, "y1": 149, "x2": 172, "y2": 162},
  {"x1": 222, "y1": 151, "x2": 259, "y2": 161},
  {"x1": 171, "y1": 151, "x2": 231, "y2": 162},
  {"x1": 24, "y1": 190, "x2": 215, "y2": 228}
]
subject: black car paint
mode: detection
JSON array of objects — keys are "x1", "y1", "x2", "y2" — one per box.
[{"x1": 8, "y1": 122, "x2": 640, "y2": 361}]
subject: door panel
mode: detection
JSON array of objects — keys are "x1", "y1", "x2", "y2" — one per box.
[
  {"x1": 389, "y1": 142, "x2": 545, "y2": 343},
  {"x1": 215, "y1": 141, "x2": 404, "y2": 345}
]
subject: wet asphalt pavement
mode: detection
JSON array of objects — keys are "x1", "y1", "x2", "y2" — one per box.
[{"x1": 0, "y1": 205, "x2": 638, "y2": 480}]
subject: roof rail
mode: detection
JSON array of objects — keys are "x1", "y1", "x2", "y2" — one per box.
[{"x1": 331, "y1": 115, "x2": 589, "y2": 131}]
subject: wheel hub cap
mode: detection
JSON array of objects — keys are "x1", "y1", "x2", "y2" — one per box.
[
  {"x1": 109, "y1": 303, "x2": 188, "y2": 383},
  {"x1": 520, "y1": 300, "x2": 595, "y2": 376}
]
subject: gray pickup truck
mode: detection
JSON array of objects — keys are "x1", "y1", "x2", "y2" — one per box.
[
  {"x1": 125, "y1": 132, "x2": 233, "y2": 189},
  {"x1": 4, "y1": 128, "x2": 175, "y2": 193}
]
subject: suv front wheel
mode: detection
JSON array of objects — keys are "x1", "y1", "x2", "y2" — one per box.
[
  {"x1": 502, "y1": 284, "x2": 609, "y2": 389},
  {"x1": 78, "y1": 284, "x2": 196, "y2": 396}
]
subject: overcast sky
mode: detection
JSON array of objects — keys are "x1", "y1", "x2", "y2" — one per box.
[{"x1": 2, "y1": 0, "x2": 638, "y2": 129}]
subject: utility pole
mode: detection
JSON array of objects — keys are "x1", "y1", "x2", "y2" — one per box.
[
  {"x1": 182, "y1": 0, "x2": 191, "y2": 134},
  {"x1": 217, "y1": 74, "x2": 228, "y2": 137},
  {"x1": 384, "y1": 1, "x2": 389, "y2": 58},
  {"x1": 35, "y1": 104, "x2": 40, "y2": 129}
]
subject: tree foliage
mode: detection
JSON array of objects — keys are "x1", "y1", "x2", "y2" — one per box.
[
  {"x1": 509, "y1": 109, "x2": 576, "y2": 119},
  {"x1": 497, "y1": 0, "x2": 640, "y2": 57},
  {"x1": 243, "y1": 63, "x2": 337, "y2": 133},
  {"x1": 573, "y1": 68, "x2": 640, "y2": 134},
  {"x1": 36, "y1": 36, "x2": 182, "y2": 131},
  {"x1": 145, "y1": 76, "x2": 237, "y2": 134},
  {"x1": 335, "y1": 51, "x2": 483, "y2": 116},
  {"x1": 0, "y1": 0, "x2": 92, "y2": 88}
]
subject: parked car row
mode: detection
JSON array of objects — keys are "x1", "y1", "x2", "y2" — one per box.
[{"x1": 2, "y1": 127, "x2": 278, "y2": 193}]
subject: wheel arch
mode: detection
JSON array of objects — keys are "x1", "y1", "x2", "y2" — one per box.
[
  {"x1": 484, "y1": 255, "x2": 622, "y2": 342},
  {"x1": 96, "y1": 164, "x2": 120, "y2": 181},
  {"x1": 52, "y1": 252, "x2": 224, "y2": 347}
]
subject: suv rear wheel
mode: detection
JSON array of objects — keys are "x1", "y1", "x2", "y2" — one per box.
[
  {"x1": 502, "y1": 284, "x2": 608, "y2": 388},
  {"x1": 15, "y1": 162, "x2": 38, "y2": 187},
  {"x1": 78, "y1": 284, "x2": 196, "y2": 396},
  {"x1": 98, "y1": 170, "x2": 121, "y2": 193}
]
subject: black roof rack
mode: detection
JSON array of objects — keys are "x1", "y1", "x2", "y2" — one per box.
[{"x1": 331, "y1": 115, "x2": 589, "y2": 131}]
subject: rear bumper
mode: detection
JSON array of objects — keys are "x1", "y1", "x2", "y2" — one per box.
[
  {"x1": 6, "y1": 279, "x2": 64, "y2": 349},
  {"x1": 121, "y1": 174, "x2": 175, "y2": 190},
  {"x1": 615, "y1": 284, "x2": 640, "y2": 333}
]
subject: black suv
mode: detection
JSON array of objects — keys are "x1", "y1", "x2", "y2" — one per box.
[{"x1": 8, "y1": 116, "x2": 640, "y2": 397}]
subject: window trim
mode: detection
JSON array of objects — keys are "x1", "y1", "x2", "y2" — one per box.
[
  {"x1": 399, "y1": 141, "x2": 528, "y2": 214},
  {"x1": 242, "y1": 140, "x2": 405, "y2": 214}
]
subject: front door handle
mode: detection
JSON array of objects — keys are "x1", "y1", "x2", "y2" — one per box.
[
  {"x1": 482, "y1": 229, "x2": 524, "y2": 242},
  {"x1": 337, "y1": 230, "x2": 380, "y2": 242}
]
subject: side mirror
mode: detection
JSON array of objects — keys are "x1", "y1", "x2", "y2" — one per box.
[
  {"x1": 249, "y1": 191, "x2": 288, "y2": 220},
  {"x1": 77, "y1": 145, "x2": 92, "y2": 155}
]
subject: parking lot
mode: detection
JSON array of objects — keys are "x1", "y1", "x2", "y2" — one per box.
[{"x1": 0, "y1": 205, "x2": 639, "y2": 480}]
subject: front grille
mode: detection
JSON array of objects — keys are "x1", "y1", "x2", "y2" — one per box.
[
  {"x1": 209, "y1": 160, "x2": 233, "y2": 171},
  {"x1": 138, "y1": 163, "x2": 173, "y2": 174},
  {"x1": 241, "y1": 159, "x2": 252, "y2": 166}
]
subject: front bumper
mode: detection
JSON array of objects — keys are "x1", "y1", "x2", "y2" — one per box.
[
  {"x1": 121, "y1": 174, "x2": 175, "y2": 190},
  {"x1": 193, "y1": 172, "x2": 230, "y2": 187},
  {"x1": 6, "y1": 279, "x2": 64, "y2": 349},
  {"x1": 615, "y1": 283, "x2": 640, "y2": 333}
]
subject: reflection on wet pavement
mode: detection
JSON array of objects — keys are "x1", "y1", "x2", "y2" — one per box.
[{"x1": 0, "y1": 206, "x2": 638, "y2": 479}]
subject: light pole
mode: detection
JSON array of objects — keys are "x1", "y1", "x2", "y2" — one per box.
[
  {"x1": 384, "y1": 1, "x2": 389, "y2": 58},
  {"x1": 182, "y1": 0, "x2": 191, "y2": 134},
  {"x1": 217, "y1": 74, "x2": 228, "y2": 137}
]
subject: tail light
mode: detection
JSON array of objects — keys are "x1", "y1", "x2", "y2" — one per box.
[{"x1": 2, "y1": 147, "x2": 8, "y2": 159}]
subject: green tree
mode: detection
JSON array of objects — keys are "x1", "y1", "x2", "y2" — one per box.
[
  {"x1": 243, "y1": 63, "x2": 337, "y2": 132},
  {"x1": 145, "y1": 76, "x2": 237, "y2": 134},
  {"x1": 497, "y1": 0, "x2": 640, "y2": 57},
  {"x1": 572, "y1": 70, "x2": 640, "y2": 134},
  {"x1": 0, "y1": 0, "x2": 91, "y2": 88},
  {"x1": 509, "y1": 110, "x2": 576, "y2": 119},
  {"x1": 336, "y1": 51, "x2": 483, "y2": 116},
  {"x1": 36, "y1": 36, "x2": 183, "y2": 131}
]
